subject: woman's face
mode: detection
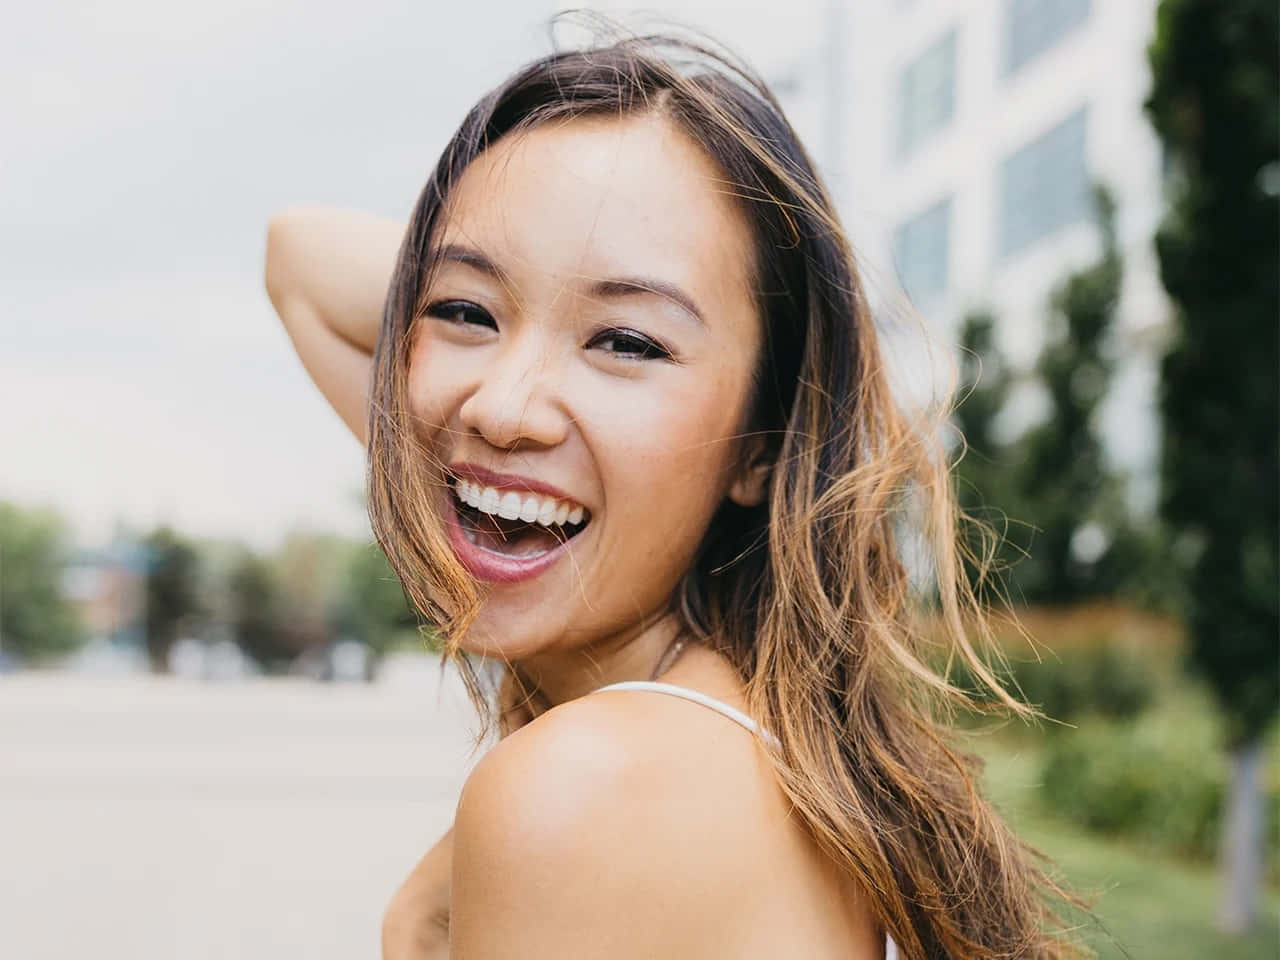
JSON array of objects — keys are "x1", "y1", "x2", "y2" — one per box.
[{"x1": 407, "y1": 113, "x2": 762, "y2": 662}]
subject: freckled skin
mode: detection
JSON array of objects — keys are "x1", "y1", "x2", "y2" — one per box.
[{"x1": 407, "y1": 114, "x2": 762, "y2": 702}]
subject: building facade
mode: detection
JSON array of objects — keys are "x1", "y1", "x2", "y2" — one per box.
[{"x1": 835, "y1": 0, "x2": 1168, "y2": 502}]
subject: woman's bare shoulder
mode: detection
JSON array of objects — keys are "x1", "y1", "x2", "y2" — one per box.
[
  {"x1": 454, "y1": 688, "x2": 779, "y2": 869},
  {"x1": 468, "y1": 683, "x2": 779, "y2": 815},
  {"x1": 450, "y1": 690, "x2": 784, "y2": 957}
]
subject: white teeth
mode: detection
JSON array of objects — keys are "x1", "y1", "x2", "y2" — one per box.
[
  {"x1": 454, "y1": 479, "x2": 588, "y2": 528},
  {"x1": 464, "y1": 482, "x2": 482, "y2": 509},
  {"x1": 536, "y1": 498, "x2": 558, "y2": 526}
]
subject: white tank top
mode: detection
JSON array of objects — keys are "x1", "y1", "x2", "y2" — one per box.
[{"x1": 591, "y1": 680, "x2": 901, "y2": 960}]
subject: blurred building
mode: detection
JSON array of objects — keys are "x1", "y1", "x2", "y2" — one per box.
[
  {"x1": 63, "y1": 537, "x2": 147, "y2": 649},
  {"x1": 837, "y1": 0, "x2": 1168, "y2": 503}
]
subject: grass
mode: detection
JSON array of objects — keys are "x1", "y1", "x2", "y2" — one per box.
[{"x1": 975, "y1": 733, "x2": 1280, "y2": 959}]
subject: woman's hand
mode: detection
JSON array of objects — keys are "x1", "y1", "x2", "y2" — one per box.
[{"x1": 381, "y1": 668, "x2": 541, "y2": 959}]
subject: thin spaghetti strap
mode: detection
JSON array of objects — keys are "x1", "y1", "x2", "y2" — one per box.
[{"x1": 591, "y1": 680, "x2": 780, "y2": 748}]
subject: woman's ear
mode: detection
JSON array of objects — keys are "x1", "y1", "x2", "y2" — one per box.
[{"x1": 727, "y1": 437, "x2": 773, "y2": 508}]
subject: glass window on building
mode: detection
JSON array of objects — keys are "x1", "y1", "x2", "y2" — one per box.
[
  {"x1": 1005, "y1": 0, "x2": 1090, "y2": 75},
  {"x1": 894, "y1": 195, "x2": 953, "y2": 303},
  {"x1": 897, "y1": 28, "x2": 957, "y2": 159},
  {"x1": 999, "y1": 106, "x2": 1089, "y2": 257}
]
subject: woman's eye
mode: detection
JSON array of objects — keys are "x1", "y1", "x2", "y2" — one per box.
[
  {"x1": 587, "y1": 328, "x2": 672, "y2": 361},
  {"x1": 425, "y1": 300, "x2": 496, "y2": 330}
]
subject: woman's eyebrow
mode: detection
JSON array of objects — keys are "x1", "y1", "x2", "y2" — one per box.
[
  {"x1": 436, "y1": 243, "x2": 509, "y2": 284},
  {"x1": 589, "y1": 277, "x2": 706, "y2": 327},
  {"x1": 435, "y1": 243, "x2": 705, "y2": 327}
]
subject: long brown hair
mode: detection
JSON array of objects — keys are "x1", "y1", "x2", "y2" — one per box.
[{"x1": 368, "y1": 24, "x2": 1083, "y2": 960}]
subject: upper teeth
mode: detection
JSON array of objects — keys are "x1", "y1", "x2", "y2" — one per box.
[{"x1": 455, "y1": 480, "x2": 586, "y2": 527}]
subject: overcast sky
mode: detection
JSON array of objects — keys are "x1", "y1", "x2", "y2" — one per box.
[{"x1": 3, "y1": 1, "x2": 831, "y2": 549}]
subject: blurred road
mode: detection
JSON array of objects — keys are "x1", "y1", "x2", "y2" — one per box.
[{"x1": 0, "y1": 657, "x2": 480, "y2": 959}]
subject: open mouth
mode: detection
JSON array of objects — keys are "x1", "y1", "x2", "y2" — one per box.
[{"x1": 451, "y1": 479, "x2": 591, "y2": 558}]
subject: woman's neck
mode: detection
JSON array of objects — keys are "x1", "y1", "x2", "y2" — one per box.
[{"x1": 511, "y1": 612, "x2": 688, "y2": 709}]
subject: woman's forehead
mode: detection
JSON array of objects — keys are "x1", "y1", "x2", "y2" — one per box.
[{"x1": 435, "y1": 114, "x2": 754, "y2": 308}]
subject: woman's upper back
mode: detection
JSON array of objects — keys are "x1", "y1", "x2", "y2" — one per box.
[
  {"x1": 590, "y1": 678, "x2": 897, "y2": 960},
  {"x1": 450, "y1": 649, "x2": 887, "y2": 959}
]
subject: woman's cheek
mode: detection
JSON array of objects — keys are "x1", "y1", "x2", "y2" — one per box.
[
  {"x1": 408, "y1": 339, "x2": 478, "y2": 428},
  {"x1": 596, "y1": 393, "x2": 742, "y2": 533},
  {"x1": 659, "y1": 378, "x2": 749, "y2": 469}
]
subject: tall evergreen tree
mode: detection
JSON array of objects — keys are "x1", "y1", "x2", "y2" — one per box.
[
  {"x1": 953, "y1": 310, "x2": 1020, "y2": 598},
  {"x1": 1146, "y1": 0, "x2": 1279, "y2": 932},
  {"x1": 1009, "y1": 186, "x2": 1127, "y2": 604},
  {"x1": 954, "y1": 311, "x2": 1011, "y2": 462}
]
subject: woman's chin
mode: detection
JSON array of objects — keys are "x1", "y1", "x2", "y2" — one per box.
[{"x1": 452, "y1": 612, "x2": 562, "y2": 663}]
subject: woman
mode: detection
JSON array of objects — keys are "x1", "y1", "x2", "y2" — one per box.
[{"x1": 265, "y1": 31, "x2": 1079, "y2": 960}]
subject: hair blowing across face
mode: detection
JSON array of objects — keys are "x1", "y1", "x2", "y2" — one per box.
[{"x1": 366, "y1": 26, "x2": 1085, "y2": 960}]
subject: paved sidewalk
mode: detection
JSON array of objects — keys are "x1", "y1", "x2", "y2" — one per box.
[{"x1": 0, "y1": 660, "x2": 480, "y2": 959}]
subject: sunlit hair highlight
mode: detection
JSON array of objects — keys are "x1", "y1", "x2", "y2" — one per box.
[{"x1": 367, "y1": 20, "x2": 1084, "y2": 960}]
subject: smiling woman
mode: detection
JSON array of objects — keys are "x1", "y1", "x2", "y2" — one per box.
[
  {"x1": 264, "y1": 26, "x2": 1084, "y2": 960},
  {"x1": 405, "y1": 111, "x2": 765, "y2": 675}
]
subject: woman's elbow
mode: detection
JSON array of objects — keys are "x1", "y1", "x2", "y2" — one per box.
[{"x1": 263, "y1": 208, "x2": 304, "y2": 308}]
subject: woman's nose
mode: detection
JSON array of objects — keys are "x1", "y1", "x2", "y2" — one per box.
[{"x1": 457, "y1": 337, "x2": 569, "y2": 450}]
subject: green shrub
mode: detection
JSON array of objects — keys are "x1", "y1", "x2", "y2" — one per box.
[
  {"x1": 1007, "y1": 652, "x2": 1093, "y2": 720},
  {"x1": 950, "y1": 642, "x2": 1156, "y2": 721},
  {"x1": 1040, "y1": 720, "x2": 1279, "y2": 866}
]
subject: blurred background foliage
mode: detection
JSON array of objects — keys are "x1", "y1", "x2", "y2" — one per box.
[
  {"x1": 0, "y1": 512, "x2": 427, "y2": 675},
  {"x1": 954, "y1": 185, "x2": 1173, "y2": 614},
  {"x1": 0, "y1": 501, "x2": 84, "y2": 664}
]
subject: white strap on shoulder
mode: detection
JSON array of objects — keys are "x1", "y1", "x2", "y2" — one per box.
[
  {"x1": 885, "y1": 933, "x2": 899, "y2": 960},
  {"x1": 590, "y1": 680, "x2": 779, "y2": 748}
]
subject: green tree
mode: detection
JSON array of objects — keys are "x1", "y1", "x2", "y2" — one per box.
[
  {"x1": 953, "y1": 299, "x2": 1174, "y2": 615},
  {"x1": 336, "y1": 540, "x2": 423, "y2": 655},
  {"x1": 142, "y1": 527, "x2": 202, "y2": 672},
  {"x1": 954, "y1": 311, "x2": 1012, "y2": 464},
  {"x1": 953, "y1": 310, "x2": 1022, "y2": 598},
  {"x1": 227, "y1": 548, "x2": 292, "y2": 669},
  {"x1": 0, "y1": 502, "x2": 83, "y2": 662},
  {"x1": 272, "y1": 531, "x2": 352, "y2": 653},
  {"x1": 1007, "y1": 186, "x2": 1129, "y2": 605},
  {"x1": 1146, "y1": 0, "x2": 1279, "y2": 932}
]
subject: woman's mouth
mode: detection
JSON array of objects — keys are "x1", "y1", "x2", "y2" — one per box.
[{"x1": 445, "y1": 478, "x2": 591, "y2": 583}]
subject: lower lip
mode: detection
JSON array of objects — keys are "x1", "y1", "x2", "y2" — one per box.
[{"x1": 444, "y1": 492, "x2": 577, "y2": 584}]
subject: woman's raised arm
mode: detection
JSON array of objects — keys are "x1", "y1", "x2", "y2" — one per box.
[{"x1": 264, "y1": 207, "x2": 406, "y2": 445}]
